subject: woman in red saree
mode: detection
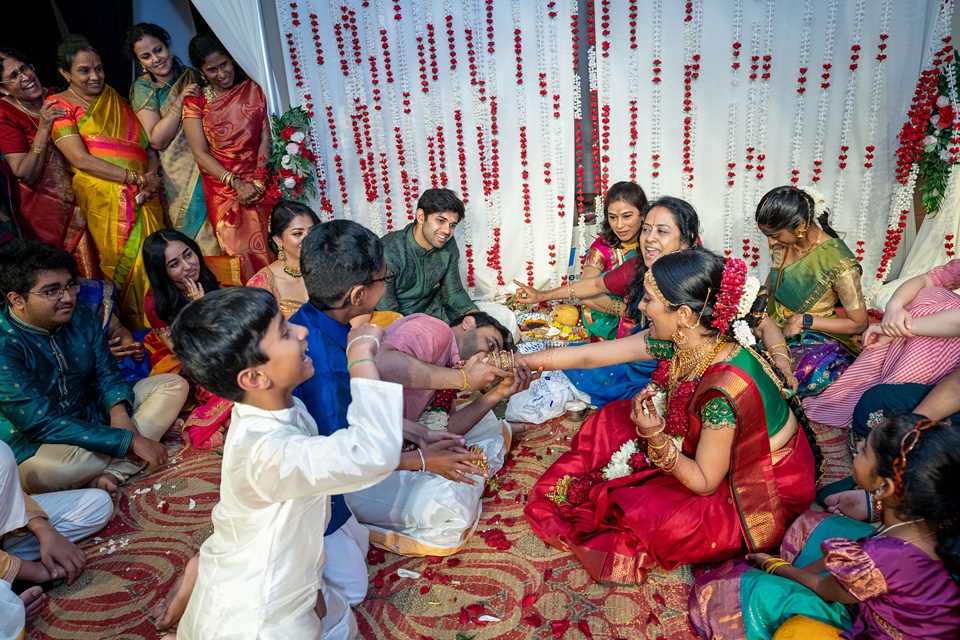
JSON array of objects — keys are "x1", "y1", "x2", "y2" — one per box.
[
  {"x1": 518, "y1": 249, "x2": 819, "y2": 584},
  {"x1": 47, "y1": 36, "x2": 164, "y2": 329},
  {"x1": 0, "y1": 47, "x2": 98, "y2": 278},
  {"x1": 182, "y1": 34, "x2": 274, "y2": 283}
]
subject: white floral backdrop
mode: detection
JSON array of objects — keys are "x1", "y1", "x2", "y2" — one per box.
[{"x1": 195, "y1": 0, "x2": 953, "y2": 304}]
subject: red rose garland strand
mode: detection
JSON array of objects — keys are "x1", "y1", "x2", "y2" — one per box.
[
  {"x1": 283, "y1": 4, "x2": 330, "y2": 214},
  {"x1": 879, "y1": 36, "x2": 954, "y2": 282},
  {"x1": 650, "y1": 0, "x2": 662, "y2": 192},
  {"x1": 571, "y1": 10, "x2": 587, "y2": 270},
  {"x1": 586, "y1": 0, "x2": 601, "y2": 197},
  {"x1": 789, "y1": 1, "x2": 813, "y2": 186},
  {"x1": 680, "y1": 0, "x2": 702, "y2": 190},
  {"x1": 627, "y1": 0, "x2": 639, "y2": 182}
]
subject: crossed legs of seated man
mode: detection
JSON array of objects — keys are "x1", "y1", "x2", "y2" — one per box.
[
  {"x1": 2, "y1": 440, "x2": 113, "y2": 600},
  {"x1": 0, "y1": 239, "x2": 189, "y2": 499},
  {"x1": 17, "y1": 373, "x2": 189, "y2": 498}
]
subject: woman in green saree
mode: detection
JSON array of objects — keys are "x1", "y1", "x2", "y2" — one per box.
[
  {"x1": 756, "y1": 186, "x2": 868, "y2": 398},
  {"x1": 126, "y1": 23, "x2": 218, "y2": 258}
]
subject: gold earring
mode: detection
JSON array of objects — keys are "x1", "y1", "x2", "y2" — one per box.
[
  {"x1": 795, "y1": 225, "x2": 806, "y2": 240},
  {"x1": 672, "y1": 326, "x2": 688, "y2": 346},
  {"x1": 278, "y1": 246, "x2": 287, "y2": 264}
]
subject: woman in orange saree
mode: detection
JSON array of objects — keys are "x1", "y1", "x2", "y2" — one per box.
[
  {"x1": 182, "y1": 34, "x2": 274, "y2": 283},
  {"x1": 47, "y1": 36, "x2": 163, "y2": 329},
  {"x1": 0, "y1": 47, "x2": 98, "y2": 277},
  {"x1": 518, "y1": 249, "x2": 819, "y2": 584}
]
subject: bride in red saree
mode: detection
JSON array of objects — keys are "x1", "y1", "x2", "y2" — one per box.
[{"x1": 517, "y1": 249, "x2": 819, "y2": 584}]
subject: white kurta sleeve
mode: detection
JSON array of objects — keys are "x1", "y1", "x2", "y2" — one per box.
[{"x1": 249, "y1": 378, "x2": 404, "y2": 503}]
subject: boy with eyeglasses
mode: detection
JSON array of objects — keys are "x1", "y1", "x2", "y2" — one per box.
[{"x1": 0, "y1": 239, "x2": 188, "y2": 497}]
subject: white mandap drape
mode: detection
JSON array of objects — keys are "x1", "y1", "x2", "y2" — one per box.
[{"x1": 200, "y1": 0, "x2": 950, "y2": 305}]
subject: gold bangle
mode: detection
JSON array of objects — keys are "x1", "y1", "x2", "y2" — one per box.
[
  {"x1": 765, "y1": 342, "x2": 788, "y2": 351},
  {"x1": 459, "y1": 368, "x2": 469, "y2": 391},
  {"x1": 568, "y1": 282, "x2": 576, "y2": 300},
  {"x1": 647, "y1": 438, "x2": 670, "y2": 451}
]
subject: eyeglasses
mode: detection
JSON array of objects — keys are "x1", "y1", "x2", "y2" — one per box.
[
  {"x1": 367, "y1": 269, "x2": 396, "y2": 285},
  {"x1": 29, "y1": 282, "x2": 81, "y2": 301},
  {"x1": 1, "y1": 64, "x2": 35, "y2": 85}
]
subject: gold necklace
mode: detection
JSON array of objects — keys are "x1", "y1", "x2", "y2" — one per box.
[
  {"x1": 66, "y1": 86, "x2": 91, "y2": 108},
  {"x1": 669, "y1": 337, "x2": 728, "y2": 390},
  {"x1": 791, "y1": 226, "x2": 821, "y2": 258},
  {"x1": 13, "y1": 97, "x2": 40, "y2": 118}
]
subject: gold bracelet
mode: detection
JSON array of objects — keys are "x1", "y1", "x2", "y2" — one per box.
[
  {"x1": 765, "y1": 342, "x2": 788, "y2": 352},
  {"x1": 760, "y1": 556, "x2": 786, "y2": 572},
  {"x1": 459, "y1": 368, "x2": 469, "y2": 391},
  {"x1": 647, "y1": 438, "x2": 670, "y2": 451},
  {"x1": 765, "y1": 560, "x2": 791, "y2": 575},
  {"x1": 568, "y1": 282, "x2": 576, "y2": 300}
]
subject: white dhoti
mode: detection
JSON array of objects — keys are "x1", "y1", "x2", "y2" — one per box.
[
  {"x1": 345, "y1": 410, "x2": 510, "y2": 556},
  {"x1": 322, "y1": 515, "x2": 369, "y2": 606}
]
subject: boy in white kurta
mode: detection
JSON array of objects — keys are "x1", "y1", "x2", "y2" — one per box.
[{"x1": 168, "y1": 287, "x2": 403, "y2": 639}]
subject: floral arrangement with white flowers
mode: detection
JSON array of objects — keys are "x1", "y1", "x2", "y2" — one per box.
[{"x1": 258, "y1": 105, "x2": 318, "y2": 203}]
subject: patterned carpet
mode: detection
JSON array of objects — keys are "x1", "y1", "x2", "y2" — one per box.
[{"x1": 24, "y1": 414, "x2": 853, "y2": 639}]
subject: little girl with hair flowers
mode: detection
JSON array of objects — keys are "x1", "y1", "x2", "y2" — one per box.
[{"x1": 690, "y1": 413, "x2": 960, "y2": 639}]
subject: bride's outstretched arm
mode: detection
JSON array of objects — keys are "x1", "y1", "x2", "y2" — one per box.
[{"x1": 516, "y1": 329, "x2": 655, "y2": 372}]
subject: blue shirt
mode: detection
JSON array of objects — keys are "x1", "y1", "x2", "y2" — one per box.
[
  {"x1": 0, "y1": 303, "x2": 135, "y2": 464},
  {"x1": 290, "y1": 302, "x2": 353, "y2": 535}
]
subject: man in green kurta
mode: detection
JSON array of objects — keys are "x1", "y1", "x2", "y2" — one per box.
[
  {"x1": 376, "y1": 188, "x2": 479, "y2": 322},
  {"x1": 0, "y1": 239, "x2": 188, "y2": 497}
]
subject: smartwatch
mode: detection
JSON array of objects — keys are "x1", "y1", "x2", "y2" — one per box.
[{"x1": 801, "y1": 314, "x2": 814, "y2": 330}]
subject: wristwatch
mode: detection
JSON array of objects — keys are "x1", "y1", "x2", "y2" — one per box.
[{"x1": 801, "y1": 314, "x2": 814, "y2": 330}]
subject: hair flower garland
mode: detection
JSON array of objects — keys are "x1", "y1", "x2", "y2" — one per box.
[
  {"x1": 711, "y1": 258, "x2": 748, "y2": 333},
  {"x1": 798, "y1": 184, "x2": 828, "y2": 218},
  {"x1": 262, "y1": 106, "x2": 318, "y2": 203}
]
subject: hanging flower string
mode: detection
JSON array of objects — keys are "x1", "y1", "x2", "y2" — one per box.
[
  {"x1": 830, "y1": 0, "x2": 865, "y2": 232},
  {"x1": 809, "y1": 0, "x2": 838, "y2": 185},
  {"x1": 789, "y1": 0, "x2": 813, "y2": 186},
  {"x1": 855, "y1": 0, "x2": 892, "y2": 263}
]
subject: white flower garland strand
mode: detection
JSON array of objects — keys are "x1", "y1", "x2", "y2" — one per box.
[
  {"x1": 739, "y1": 19, "x2": 761, "y2": 261},
  {"x1": 722, "y1": 0, "x2": 742, "y2": 257},
  {"x1": 392, "y1": 0, "x2": 422, "y2": 213},
  {"x1": 649, "y1": 0, "x2": 662, "y2": 198},
  {"x1": 547, "y1": 0, "x2": 568, "y2": 290},
  {"x1": 789, "y1": 0, "x2": 813, "y2": 185},
  {"x1": 810, "y1": 0, "x2": 839, "y2": 185},
  {"x1": 680, "y1": 0, "x2": 703, "y2": 195},
  {"x1": 831, "y1": 0, "x2": 865, "y2": 229},
  {"x1": 535, "y1": 0, "x2": 560, "y2": 286},
  {"x1": 855, "y1": 0, "x2": 892, "y2": 264}
]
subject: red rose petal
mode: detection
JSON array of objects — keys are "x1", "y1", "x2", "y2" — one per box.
[
  {"x1": 522, "y1": 613, "x2": 545, "y2": 627},
  {"x1": 426, "y1": 555, "x2": 443, "y2": 564},
  {"x1": 466, "y1": 603, "x2": 484, "y2": 615},
  {"x1": 578, "y1": 620, "x2": 593, "y2": 638},
  {"x1": 459, "y1": 607, "x2": 469, "y2": 624},
  {"x1": 446, "y1": 558, "x2": 461, "y2": 568},
  {"x1": 522, "y1": 593, "x2": 538, "y2": 607},
  {"x1": 551, "y1": 619, "x2": 570, "y2": 636},
  {"x1": 543, "y1": 568, "x2": 553, "y2": 581},
  {"x1": 420, "y1": 585, "x2": 430, "y2": 595}
]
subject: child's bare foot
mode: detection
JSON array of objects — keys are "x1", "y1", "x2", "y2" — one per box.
[
  {"x1": 154, "y1": 555, "x2": 199, "y2": 630},
  {"x1": 824, "y1": 489, "x2": 869, "y2": 521},
  {"x1": 20, "y1": 585, "x2": 46, "y2": 619},
  {"x1": 86, "y1": 473, "x2": 120, "y2": 500}
]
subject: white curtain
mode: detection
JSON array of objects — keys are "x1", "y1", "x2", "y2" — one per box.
[
  {"x1": 191, "y1": 0, "x2": 284, "y2": 112},
  {"x1": 242, "y1": 0, "x2": 948, "y2": 303}
]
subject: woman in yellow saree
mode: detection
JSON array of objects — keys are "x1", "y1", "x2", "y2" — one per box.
[
  {"x1": 126, "y1": 23, "x2": 218, "y2": 258},
  {"x1": 47, "y1": 35, "x2": 163, "y2": 330}
]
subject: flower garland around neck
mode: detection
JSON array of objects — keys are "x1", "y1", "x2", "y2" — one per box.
[
  {"x1": 546, "y1": 359, "x2": 695, "y2": 508},
  {"x1": 417, "y1": 387, "x2": 457, "y2": 431}
]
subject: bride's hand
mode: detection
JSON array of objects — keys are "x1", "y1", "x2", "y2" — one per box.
[{"x1": 630, "y1": 391, "x2": 663, "y2": 438}]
